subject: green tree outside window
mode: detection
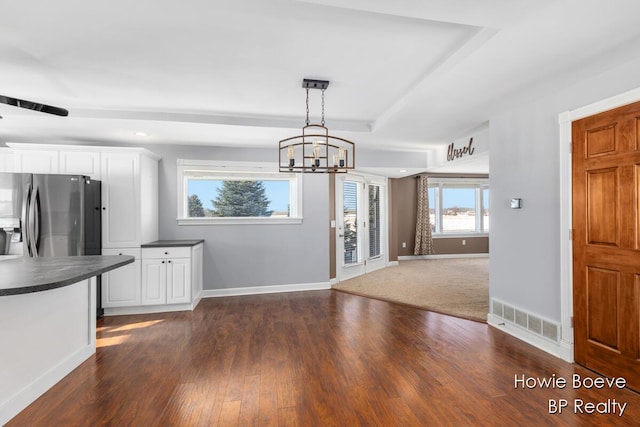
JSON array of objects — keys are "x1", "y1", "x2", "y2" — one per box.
[{"x1": 211, "y1": 181, "x2": 272, "y2": 217}]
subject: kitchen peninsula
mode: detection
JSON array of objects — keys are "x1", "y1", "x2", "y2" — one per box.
[{"x1": 0, "y1": 255, "x2": 134, "y2": 425}]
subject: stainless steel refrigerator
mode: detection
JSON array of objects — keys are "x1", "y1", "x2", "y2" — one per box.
[{"x1": 0, "y1": 173, "x2": 101, "y2": 258}]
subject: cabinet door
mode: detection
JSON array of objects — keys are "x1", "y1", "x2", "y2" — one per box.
[
  {"x1": 102, "y1": 260, "x2": 141, "y2": 307},
  {"x1": 101, "y1": 153, "x2": 140, "y2": 248},
  {"x1": 167, "y1": 258, "x2": 191, "y2": 304},
  {"x1": 142, "y1": 259, "x2": 167, "y2": 305},
  {"x1": 59, "y1": 151, "x2": 101, "y2": 179},
  {"x1": 13, "y1": 150, "x2": 59, "y2": 173},
  {"x1": 0, "y1": 148, "x2": 16, "y2": 172}
]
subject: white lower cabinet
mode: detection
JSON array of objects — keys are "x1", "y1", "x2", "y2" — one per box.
[
  {"x1": 102, "y1": 248, "x2": 141, "y2": 307},
  {"x1": 102, "y1": 242, "x2": 202, "y2": 314},
  {"x1": 141, "y1": 244, "x2": 201, "y2": 307},
  {"x1": 167, "y1": 258, "x2": 191, "y2": 304},
  {"x1": 141, "y1": 258, "x2": 167, "y2": 305},
  {"x1": 141, "y1": 257, "x2": 191, "y2": 305}
]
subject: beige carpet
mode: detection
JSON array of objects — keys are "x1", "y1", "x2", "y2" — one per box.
[{"x1": 333, "y1": 258, "x2": 489, "y2": 322}]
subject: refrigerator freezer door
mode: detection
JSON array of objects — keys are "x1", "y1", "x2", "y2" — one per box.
[
  {"x1": 0, "y1": 173, "x2": 29, "y2": 220},
  {"x1": 32, "y1": 174, "x2": 85, "y2": 256},
  {"x1": 84, "y1": 179, "x2": 102, "y2": 255}
]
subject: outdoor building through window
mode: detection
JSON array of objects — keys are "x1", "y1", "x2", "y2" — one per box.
[
  {"x1": 428, "y1": 178, "x2": 489, "y2": 235},
  {"x1": 177, "y1": 160, "x2": 302, "y2": 225}
]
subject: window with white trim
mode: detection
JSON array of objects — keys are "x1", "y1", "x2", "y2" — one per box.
[
  {"x1": 177, "y1": 160, "x2": 303, "y2": 225},
  {"x1": 428, "y1": 178, "x2": 489, "y2": 235}
]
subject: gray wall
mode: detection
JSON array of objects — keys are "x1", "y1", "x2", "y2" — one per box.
[
  {"x1": 146, "y1": 145, "x2": 330, "y2": 290},
  {"x1": 489, "y1": 49, "x2": 640, "y2": 321}
]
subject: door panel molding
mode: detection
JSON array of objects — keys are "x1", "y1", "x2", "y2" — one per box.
[{"x1": 586, "y1": 167, "x2": 619, "y2": 246}]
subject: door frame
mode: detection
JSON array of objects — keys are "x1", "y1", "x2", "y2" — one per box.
[
  {"x1": 334, "y1": 172, "x2": 389, "y2": 282},
  {"x1": 558, "y1": 86, "x2": 640, "y2": 363}
]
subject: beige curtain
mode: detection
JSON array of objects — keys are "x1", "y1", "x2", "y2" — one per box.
[{"x1": 414, "y1": 175, "x2": 435, "y2": 255}]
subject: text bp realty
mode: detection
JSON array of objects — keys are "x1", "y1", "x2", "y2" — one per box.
[
  {"x1": 549, "y1": 398, "x2": 626, "y2": 416},
  {"x1": 515, "y1": 374, "x2": 628, "y2": 416}
]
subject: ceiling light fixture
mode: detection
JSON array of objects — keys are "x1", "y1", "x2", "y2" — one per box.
[
  {"x1": 279, "y1": 79, "x2": 355, "y2": 173},
  {"x1": 134, "y1": 132, "x2": 149, "y2": 137}
]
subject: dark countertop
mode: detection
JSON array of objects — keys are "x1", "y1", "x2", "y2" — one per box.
[
  {"x1": 141, "y1": 240, "x2": 204, "y2": 248},
  {"x1": 0, "y1": 255, "x2": 134, "y2": 296}
]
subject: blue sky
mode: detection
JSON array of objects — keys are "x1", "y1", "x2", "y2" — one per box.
[
  {"x1": 443, "y1": 188, "x2": 475, "y2": 208},
  {"x1": 429, "y1": 187, "x2": 490, "y2": 209},
  {"x1": 188, "y1": 179, "x2": 290, "y2": 212}
]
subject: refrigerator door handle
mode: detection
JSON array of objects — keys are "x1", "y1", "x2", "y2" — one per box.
[
  {"x1": 28, "y1": 184, "x2": 40, "y2": 257},
  {"x1": 32, "y1": 186, "x2": 41, "y2": 256},
  {"x1": 23, "y1": 182, "x2": 33, "y2": 257}
]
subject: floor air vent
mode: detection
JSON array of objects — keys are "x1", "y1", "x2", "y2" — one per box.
[{"x1": 491, "y1": 299, "x2": 560, "y2": 343}]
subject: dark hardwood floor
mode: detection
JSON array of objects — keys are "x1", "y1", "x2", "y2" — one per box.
[{"x1": 8, "y1": 290, "x2": 640, "y2": 426}]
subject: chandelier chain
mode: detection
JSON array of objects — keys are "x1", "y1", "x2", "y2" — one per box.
[
  {"x1": 321, "y1": 88, "x2": 325, "y2": 126},
  {"x1": 305, "y1": 88, "x2": 310, "y2": 126}
]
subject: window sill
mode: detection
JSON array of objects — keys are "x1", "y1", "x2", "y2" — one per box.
[
  {"x1": 432, "y1": 233, "x2": 489, "y2": 239},
  {"x1": 177, "y1": 217, "x2": 303, "y2": 226}
]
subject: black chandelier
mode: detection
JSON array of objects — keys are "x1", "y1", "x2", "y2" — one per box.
[{"x1": 279, "y1": 79, "x2": 355, "y2": 173}]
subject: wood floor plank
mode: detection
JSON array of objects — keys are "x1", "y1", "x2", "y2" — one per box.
[
  {"x1": 218, "y1": 400, "x2": 242, "y2": 426},
  {"x1": 7, "y1": 290, "x2": 640, "y2": 426},
  {"x1": 238, "y1": 374, "x2": 260, "y2": 426}
]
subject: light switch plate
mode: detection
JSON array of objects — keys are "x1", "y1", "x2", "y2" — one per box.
[{"x1": 510, "y1": 198, "x2": 522, "y2": 209}]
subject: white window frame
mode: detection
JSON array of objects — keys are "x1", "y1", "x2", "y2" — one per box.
[
  {"x1": 176, "y1": 159, "x2": 303, "y2": 225},
  {"x1": 428, "y1": 177, "x2": 489, "y2": 237}
]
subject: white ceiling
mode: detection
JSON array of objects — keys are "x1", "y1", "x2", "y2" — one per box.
[{"x1": 2, "y1": 0, "x2": 640, "y2": 174}]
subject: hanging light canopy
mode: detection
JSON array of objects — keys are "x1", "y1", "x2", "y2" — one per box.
[{"x1": 279, "y1": 79, "x2": 355, "y2": 173}]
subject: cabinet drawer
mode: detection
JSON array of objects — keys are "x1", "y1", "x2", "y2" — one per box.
[
  {"x1": 142, "y1": 246, "x2": 191, "y2": 259},
  {"x1": 102, "y1": 248, "x2": 142, "y2": 260}
]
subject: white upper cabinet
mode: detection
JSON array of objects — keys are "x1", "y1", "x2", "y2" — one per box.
[
  {"x1": 0, "y1": 148, "x2": 16, "y2": 172},
  {"x1": 101, "y1": 152, "x2": 140, "y2": 248},
  {"x1": 5, "y1": 143, "x2": 159, "y2": 249},
  {"x1": 59, "y1": 150, "x2": 101, "y2": 179},
  {"x1": 12, "y1": 149, "x2": 59, "y2": 173},
  {"x1": 6, "y1": 143, "x2": 101, "y2": 178},
  {"x1": 101, "y1": 149, "x2": 159, "y2": 248}
]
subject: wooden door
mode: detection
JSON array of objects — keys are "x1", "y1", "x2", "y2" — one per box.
[{"x1": 572, "y1": 100, "x2": 640, "y2": 390}]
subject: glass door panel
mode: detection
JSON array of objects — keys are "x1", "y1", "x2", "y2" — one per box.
[
  {"x1": 343, "y1": 180, "x2": 360, "y2": 265},
  {"x1": 368, "y1": 184, "x2": 381, "y2": 259}
]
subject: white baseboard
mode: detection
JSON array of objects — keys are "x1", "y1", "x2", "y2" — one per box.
[
  {"x1": 387, "y1": 261, "x2": 399, "y2": 267},
  {"x1": 103, "y1": 283, "x2": 329, "y2": 316},
  {"x1": 1, "y1": 345, "x2": 94, "y2": 426},
  {"x1": 398, "y1": 253, "x2": 489, "y2": 260},
  {"x1": 487, "y1": 313, "x2": 572, "y2": 362},
  {"x1": 202, "y1": 281, "x2": 331, "y2": 298},
  {"x1": 104, "y1": 302, "x2": 196, "y2": 316}
]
